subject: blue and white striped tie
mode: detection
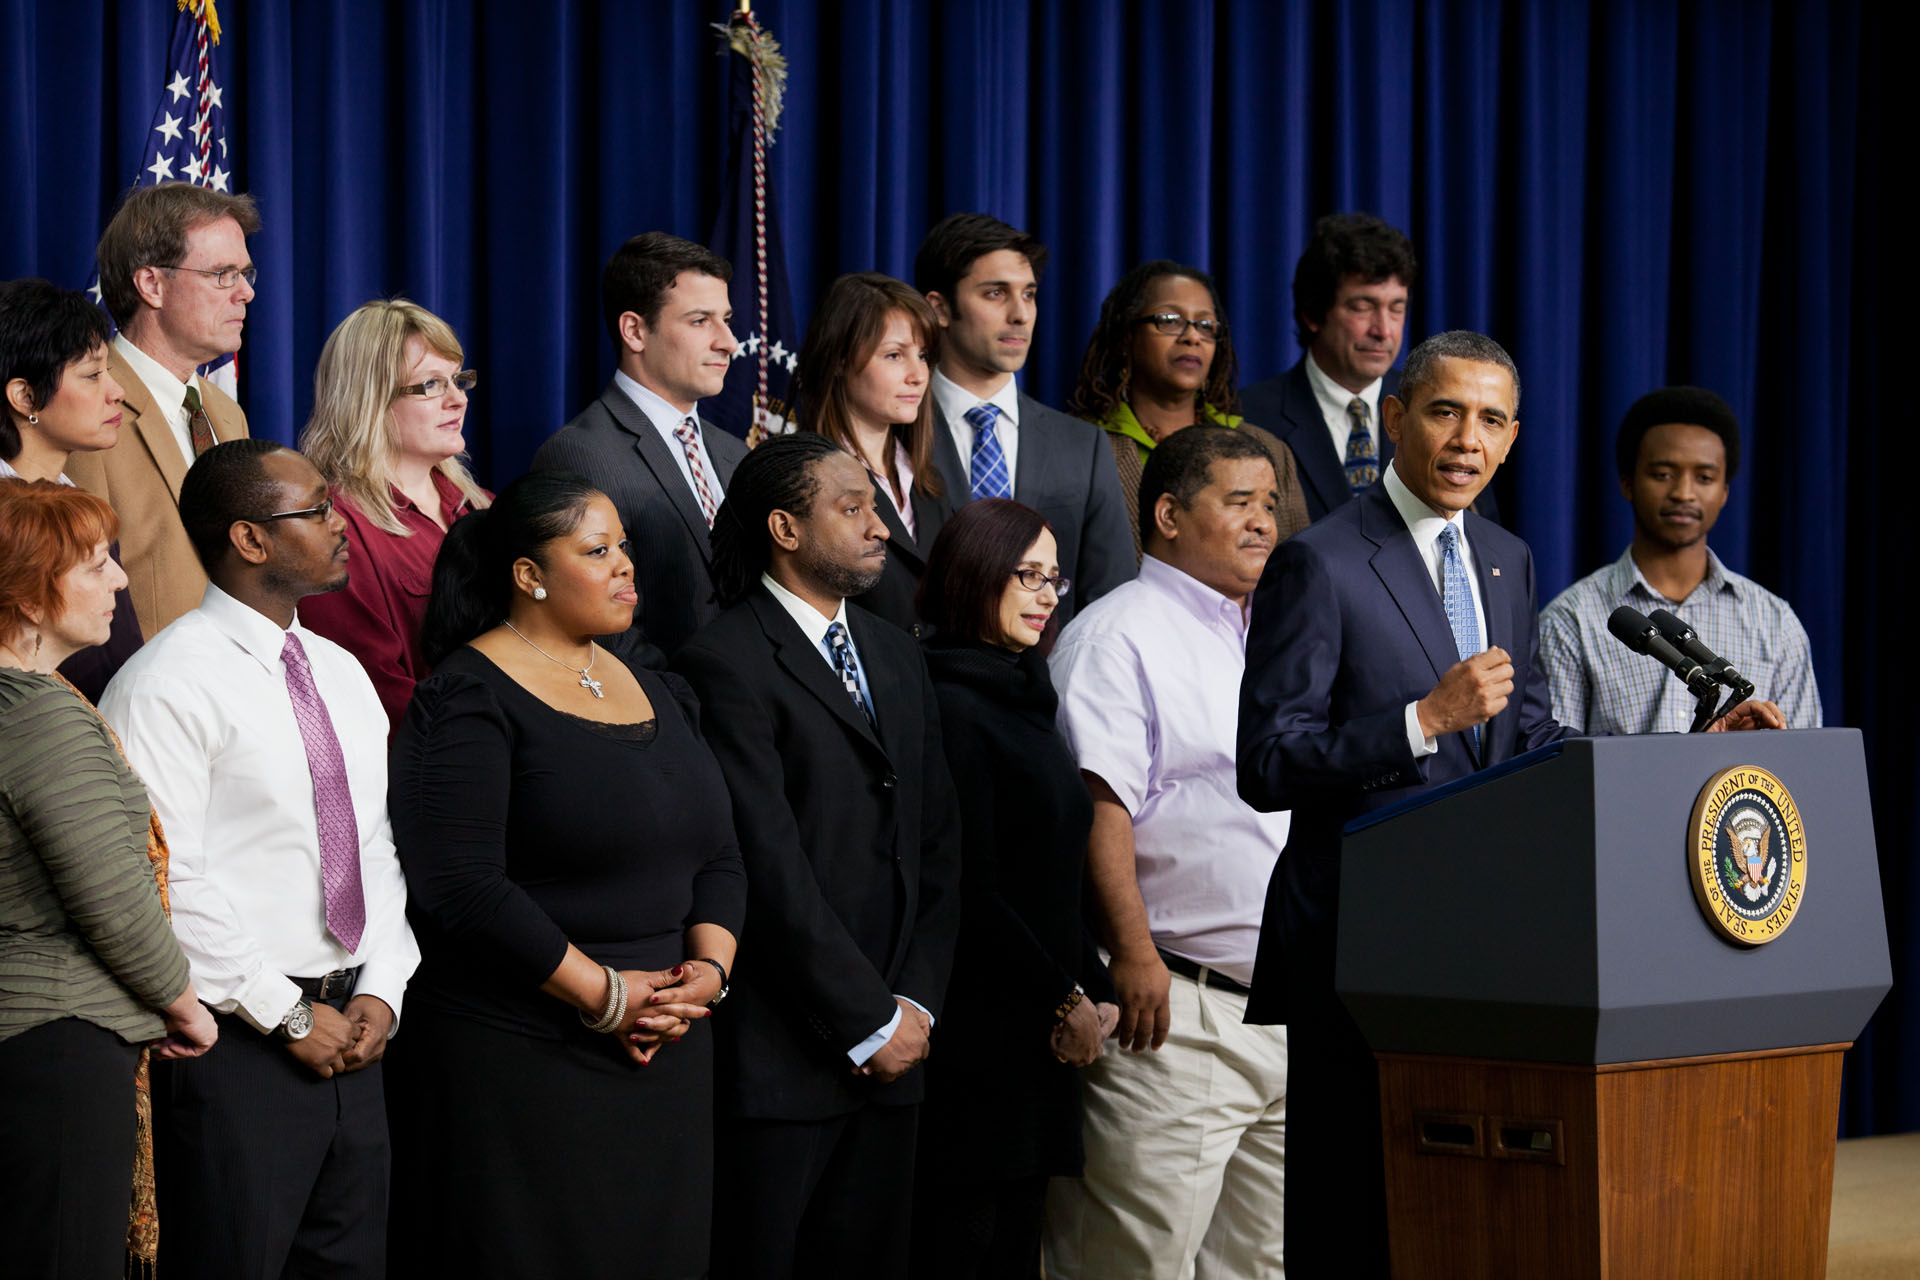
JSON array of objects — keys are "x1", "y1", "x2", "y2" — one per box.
[
  {"x1": 1438, "y1": 523, "x2": 1482, "y2": 752},
  {"x1": 967, "y1": 403, "x2": 1012, "y2": 500}
]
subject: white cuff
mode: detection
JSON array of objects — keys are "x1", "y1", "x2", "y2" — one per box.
[{"x1": 1405, "y1": 701, "x2": 1438, "y2": 759}]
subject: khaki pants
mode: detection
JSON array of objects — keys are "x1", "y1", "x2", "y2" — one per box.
[{"x1": 1043, "y1": 970, "x2": 1288, "y2": 1279}]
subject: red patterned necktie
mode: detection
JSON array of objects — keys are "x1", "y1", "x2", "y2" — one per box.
[
  {"x1": 675, "y1": 417, "x2": 719, "y2": 527},
  {"x1": 182, "y1": 383, "x2": 217, "y2": 457},
  {"x1": 281, "y1": 633, "x2": 366, "y2": 952}
]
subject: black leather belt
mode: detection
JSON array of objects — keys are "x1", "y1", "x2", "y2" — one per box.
[
  {"x1": 292, "y1": 968, "x2": 359, "y2": 1001},
  {"x1": 1157, "y1": 950, "x2": 1253, "y2": 997}
]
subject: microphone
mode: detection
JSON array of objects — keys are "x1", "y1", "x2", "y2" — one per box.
[
  {"x1": 1606, "y1": 606, "x2": 1719, "y2": 699},
  {"x1": 1646, "y1": 609, "x2": 1756, "y2": 701}
]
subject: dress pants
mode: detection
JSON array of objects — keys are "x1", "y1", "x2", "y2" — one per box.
[
  {"x1": 154, "y1": 1007, "x2": 389, "y2": 1279},
  {"x1": 712, "y1": 1102, "x2": 919, "y2": 1279},
  {"x1": 1044, "y1": 972, "x2": 1288, "y2": 1280},
  {"x1": 0, "y1": 1018, "x2": 142, "y2": 1280}
]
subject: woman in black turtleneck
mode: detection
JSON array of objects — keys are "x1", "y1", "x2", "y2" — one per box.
[{"x1": 909, "y1": 497, "x2": 1118, "y2": 1280}]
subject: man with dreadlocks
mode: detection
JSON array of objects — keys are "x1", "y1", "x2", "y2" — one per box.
[{"x1": 672, "y1": 433, "x2": 962, "y2": 1278}]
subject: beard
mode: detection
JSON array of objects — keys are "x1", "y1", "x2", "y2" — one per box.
[{"x1": 799, "y1": 542, "x2": 886, "y2": 601}]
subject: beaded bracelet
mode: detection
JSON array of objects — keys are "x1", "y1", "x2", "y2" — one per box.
[
  {"x1": 579, "y1": 964, "x2": 627, "y2": 1033},
  {"x1": 1053, "y1": 983, "x2": 1087, "y2": 1024}
]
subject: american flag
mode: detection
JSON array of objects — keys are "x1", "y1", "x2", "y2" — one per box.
[{"x1": 90, "y1": 0, "x2": 238, "y2": 395}]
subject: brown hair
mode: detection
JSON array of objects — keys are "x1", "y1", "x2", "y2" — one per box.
[
  {"x1": 1069, "y1": 260, "x2": 1240, "y2": 427},
  {"x1": 792, "y1": 272, "x2": 944, "y2": 499},
  {"x1": 918, "y1": 498, "x2": 1054, "y2": 645},
  {"x1": 95, "y1": 182, "x2": 263, "y2": 329},
  {"x1": 0, "y1": 479, "x2": 119, "y2": 648}
]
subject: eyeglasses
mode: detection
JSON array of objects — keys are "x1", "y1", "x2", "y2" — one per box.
[
  {"x1": 396, "y1": 370, "x2": 479, "y2": 399},
  {"x1": 1011, "y1": 569, "x2": 1072, "y2": 597},
  {"x1": 161, "y1": 264, "x2": 258, "y2": 290},
  {"x1": 254, "y1": 497, "x2": 334, "y2": 523},
  {"x1": 1136, "y1": 313, "x2": 1225, "y2": 343}
]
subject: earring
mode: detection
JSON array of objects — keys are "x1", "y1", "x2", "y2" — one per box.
[
  {"x1": 532, "y1": 587, "x2": 547, "y2": 601},
  {"x1": 25, "y1": 413, "x2": 38, "y2": 425}
]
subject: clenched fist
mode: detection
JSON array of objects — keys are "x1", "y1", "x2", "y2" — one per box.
[{"x1": 1417, "y1": 647, "x2": 1513, "y2": 739}]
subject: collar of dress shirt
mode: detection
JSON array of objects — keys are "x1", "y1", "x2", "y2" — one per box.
[
  {"x1": 113, "y1": 332, "x2": 192, "y2": 426},
  {"x1": 198, "y1": 581, "x2": 306, "y2": 675},
  {"x1": 1137, "y1": 553, "x2": 1251, "y2": 641},
  {"x1": 0, "y1": 456, "x2": 74, "y2": 485},
  {"x1": 1616, "y1": 544, "x2": 1743, "y2": 608},
  {"x1": 1383, "y1": 458, "x2": 1470, "y2": 574},
  {"x1": 931, "y1": 367, "x2": 1021, "y2": 432},
  {"x1": 389, "y1": 468, "x2": 473, "y2": 524},
  {"x1": 1304, "y1": 347, "x2": 1384, "y2": 436},
  {"x1": 614, "y1": 367, "x2": 704, "y2": 440},
  {"x1": 760, "y1": 570, "x2": 851, "y2": 649}
]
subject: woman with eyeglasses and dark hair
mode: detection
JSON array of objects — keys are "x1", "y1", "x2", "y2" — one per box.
[
  {"x1": 0, "y1": 278, "x2": 145, "y2": 701},
  {"x1": 298, "y1": 299, "x2": 492, "y2": 730},
  {"x1": 792, "y1": 271, "x2": 951, "y2": 634},
  {"x1": 0, "y1": 479, "x2": 218, "y2": 1278},
  {"x1": 908, "y1": 497, "x2": 1118, "y2": 1278},
  {"x1": 1069, "y1": 260, "x2": 1310, "y2": 559}
]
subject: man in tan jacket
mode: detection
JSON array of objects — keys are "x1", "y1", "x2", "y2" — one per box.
[{"x1": 68, "y1": 182, "x2": 258, "y2": 638}]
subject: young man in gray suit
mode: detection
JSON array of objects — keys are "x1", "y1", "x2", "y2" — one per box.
[
  {"x1": 915, "y1": 213, "x2": 1135, "y2": 629},
  {"x1": 532, "y1": 233, "x2": 748, "y2": 661}
]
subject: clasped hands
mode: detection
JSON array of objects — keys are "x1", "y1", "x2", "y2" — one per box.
[
  {"x1": 611, "y1": 962, "x2": 722, "y2": 1066},
  {"x1": 286, "y1": 994, "x2": 394, "y2": 1079}
]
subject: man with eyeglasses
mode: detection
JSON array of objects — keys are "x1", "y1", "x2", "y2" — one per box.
[
  {"x1": 100, "y1": 439, "x2": 418, "y2": 1279},
  {"x1": 1239, "y1": 212, "x2": 1505, "y2": 525},
  {"x1": 1044, "y1": 427, "x2": 1293, "y2": 1279},
  {"x1": 914, "y1": 212, "x2": 1135, "y2": 631}
]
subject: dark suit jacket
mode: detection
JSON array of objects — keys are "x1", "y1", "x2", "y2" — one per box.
[
  {"x1": 930, "y1": 392, "x2": 1135, "y2": 629},
  {"x1": 1238, "y1": 360, "x2": 1503, "y2": 526},
  {"x1": 672, "y1": 589, "x2": 962, "y2": 1121},
  {"x1": 1236, "y1": 481, "x2": 1564, "y2": 1026},
  {"x1": 853, "y1": 477, "x2": 951, "y2": 636},
  {"x1": 531, "y1": 382, "x2": 749, "y2": 659}
]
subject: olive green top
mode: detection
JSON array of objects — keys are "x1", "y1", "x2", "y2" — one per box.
[{"x1": 0, "y1": 668, "x2": 189, "y2": 1044}]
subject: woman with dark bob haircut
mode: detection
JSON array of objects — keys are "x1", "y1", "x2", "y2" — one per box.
[
  {"x1": 793, "y1": 271, "x2": 950, "y2": 633},
  {"x1": 385, "y1": 471, "x2": 744, "y2": 1277},
  {"x1": 0, "y1": 480, "x2": 216, "y2": 1278},
  {"x1": 0, "y1": 278, "x2": 142, "y2": 699},
  {"x1": 1069, "y1": 259, "x2": 1310, "y2": 559},
  {"x1": 909, "y1": 497, "x2": 1117, "y2": 1277}
]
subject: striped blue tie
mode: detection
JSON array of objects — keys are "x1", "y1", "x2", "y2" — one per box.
[
  {"x1": 967, "y1": 403, "x2": 1012, "y2": 500},
  {"x1": 826, "y1": 621, "x2": 874, "y2": 726},
  {"x1": 1438, "y1": 524, "x2": 1482, "y2": 752}
]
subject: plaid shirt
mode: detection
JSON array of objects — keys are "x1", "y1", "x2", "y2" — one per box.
[{"x1": 1539, "y1": 547, "x2": 1822, "y2": 734}]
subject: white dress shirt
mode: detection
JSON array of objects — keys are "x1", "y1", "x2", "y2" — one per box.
[
  {"x1": 932, "y1": 368, "x2": 1022, "y2": 489},
  {"x1": 1303, "y1": 347, "x2": 1385, "y2": 463},
  {"x1": 99, "y1": 584, "x2": 419, "y2": 1034},
  {"x1": 613, "y1": 368, "x2": 727, "y2": 508},
  {"x1": 114, "y1": 333, "x2": 200, "y2": 465},
  {"x1": 1383, "y1": 460, "x2": 1489, "y2": 758},
  {"x1": 759, "y1": 571, "x2": 930, "y2": 1061},
  {"x1": 0, "y1": 458, "x2": 72, "y2": 483},
  {"x1": 1049, "y1": 555, "x2": 1292, "y2": 984}
]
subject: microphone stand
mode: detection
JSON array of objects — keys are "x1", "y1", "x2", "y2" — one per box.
[{"x1": 1687, "y1": 673, "x2": 1757, "y2": 734}]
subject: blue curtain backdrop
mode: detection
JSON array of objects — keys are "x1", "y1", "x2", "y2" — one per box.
[{"x1": 4, "y1": 0, "x2": 1904, "y2": 1134}]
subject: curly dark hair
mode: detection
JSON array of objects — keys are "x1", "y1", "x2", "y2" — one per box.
[
  {"x1": 1292, "y1": 212, "x2": 1417, "y2": 348},
  {"x1": 1067, "y1": 261, "x2": 1239, "y2": 426}
]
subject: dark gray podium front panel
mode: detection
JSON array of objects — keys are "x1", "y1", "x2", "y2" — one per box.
[{"x1": 1335, "y1": 729, "x2": 1891, "y2": 1064}]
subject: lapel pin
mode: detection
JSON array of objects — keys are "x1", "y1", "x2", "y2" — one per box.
[{"x1": 1491, "y1": 567, "x2": 1501, "y2": 577}]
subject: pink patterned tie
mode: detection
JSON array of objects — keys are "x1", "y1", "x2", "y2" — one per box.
[
  {"x1": 675, "y1": 417, "x2": 720, "y2": 527},
  {"x1": 281, "y1": 633, "x2": 366, "y2": 952}
]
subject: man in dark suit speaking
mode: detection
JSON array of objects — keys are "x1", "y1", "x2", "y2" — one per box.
[
  {"x1": 1237, "y1": 331, "x2": 1561, "y2": 1277},
  {"x1": 673, "y1": 433, "x2": 961, "y2": 1279},
  {"x1": 534, "y1": 232, "x2": 748, "y2": 661}
]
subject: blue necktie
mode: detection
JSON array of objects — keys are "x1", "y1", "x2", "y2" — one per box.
[
  {"x1": 1438, "y1": 524, "x2": 1482, "y2": 752},
  {"x1": 826, "y1": 621, "x2": 874, "y2": 726},
  {"x1": 967, "y1": 403, "x2": 1012, "y2": 500},
  {"x1": 1344, "y1": 397, "x2": 1379, "y2": 495}
]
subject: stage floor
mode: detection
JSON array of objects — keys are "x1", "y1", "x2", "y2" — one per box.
[{"x1": 1830, "y1": 1132, "x2": 1920, "y2": 1279}]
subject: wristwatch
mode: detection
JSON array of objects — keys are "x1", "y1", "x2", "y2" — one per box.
[
  {"x1": 696, "y1": 957, "x2": 731, "y2": 1009},
  {"x1": 274, "y1": 999, "x2": 315, "y2": 1042}
]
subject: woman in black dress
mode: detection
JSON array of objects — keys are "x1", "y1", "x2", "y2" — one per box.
[
  {"x1": 910, "y1": 497, "x2": 1118, "y2": 1278},
  {"x1": 387, "y1": 471, "x2": 744, "y2": 1279}
]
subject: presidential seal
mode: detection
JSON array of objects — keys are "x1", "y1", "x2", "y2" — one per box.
[{"x1": 1688, "y1": 765, "x2": 1807, "y2": 945}]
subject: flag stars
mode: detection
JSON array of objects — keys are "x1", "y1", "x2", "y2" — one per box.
[
  {"x1": 87, "y1": 281, "x2": 104, "y2": 304},
  {"x1": 208, "y1": 83, "x2": 223, "y2": 110},
  {"x1": 784, "y1": 351, "x2": 799, "y2": 373},
  {"x1": 209, "y1": 164, "x2": 230, "y2": 193},
  {"x1": 146, "y1": 152, "x2": 177, "y2": 183},
  {"x1": 182, "y1": 153, "x2": 208, "y2": 184},
  {"x1": 155, "y1": 111, "x2": 184, "y2": 144},
  {"x1": 768, "y1": 339, "x2": 789, "y2": 364},
  {"x1": 167, "y1": 72, "x2": 191, "y2": 102}
]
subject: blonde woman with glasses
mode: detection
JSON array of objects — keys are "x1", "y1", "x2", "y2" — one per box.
[{"x1": 299, "y1": 299, "x2": 491, "y2": 731}]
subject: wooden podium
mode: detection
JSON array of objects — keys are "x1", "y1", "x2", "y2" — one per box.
[{"x1": 1337, "y1": 731, "x2": 1891, "y2": 1279}]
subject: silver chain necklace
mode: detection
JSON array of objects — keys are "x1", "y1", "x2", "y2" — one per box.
[{"x1": 503, "y1": 622, "x2": 604, "y2": 698}]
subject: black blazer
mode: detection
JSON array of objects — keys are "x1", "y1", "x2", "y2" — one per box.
[
  {"x1": 531, "y1": 382, "x2": 750, "y2": 659},
  {"x1": 672, "y1": 588, "x2": 962, "y2": 1121},
  {"x1": 1238, "y1": 360, "x2": 1502, "y2": 526},
  {"x1": 853, "y1": 475, "x2": 951, "y2": 636},
  {"x1": 929, "y1": 392, "x2": 1136, "y2": 629}
]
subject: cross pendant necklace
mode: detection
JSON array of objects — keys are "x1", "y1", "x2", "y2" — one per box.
[{"x1": 504, "y1": 622, "x2": 605, "y2": 699}]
